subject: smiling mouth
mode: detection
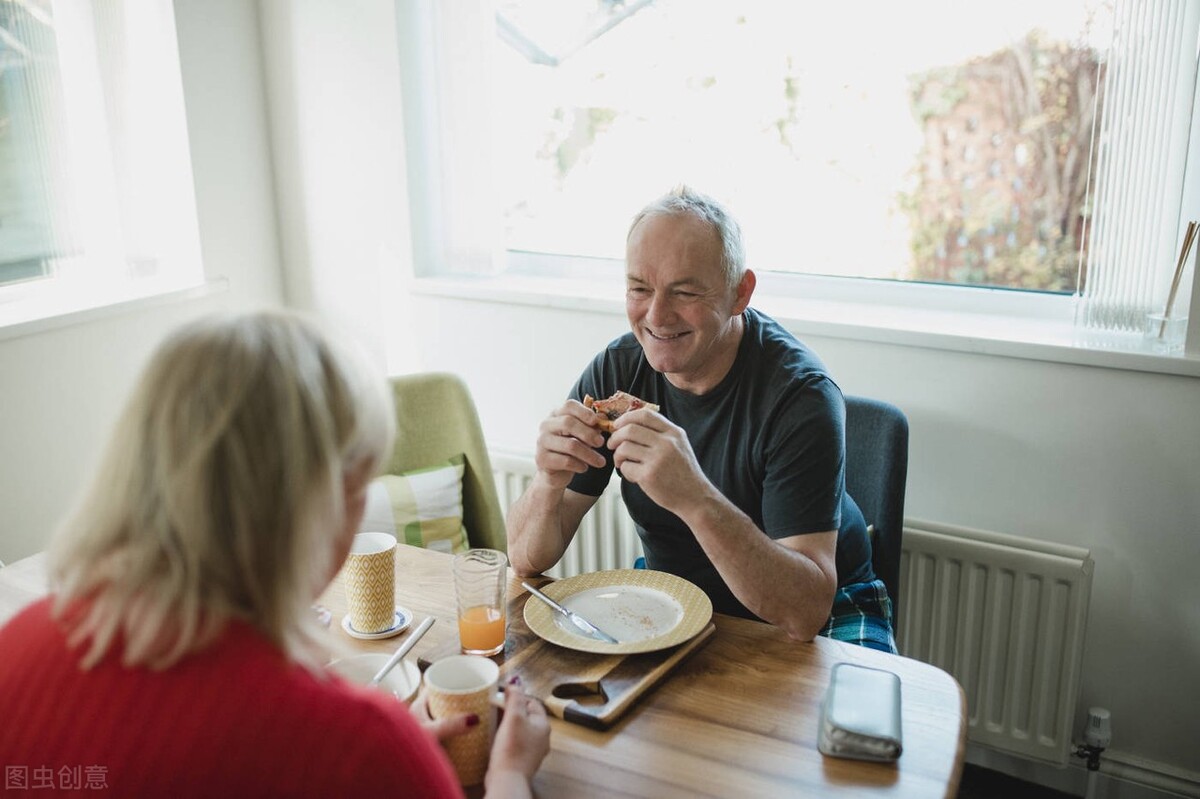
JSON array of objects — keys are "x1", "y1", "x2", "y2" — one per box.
[{"x1": 646, "y1": 329, "x2": 689, "y2": 341}]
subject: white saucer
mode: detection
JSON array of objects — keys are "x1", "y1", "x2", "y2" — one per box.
[{"x1": 341, "y1": 607, "x2": 413, "y2": 640}]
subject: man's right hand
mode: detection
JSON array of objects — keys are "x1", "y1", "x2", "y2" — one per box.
[
  {"x1": 508, "y1": 400, "x2": 606, "y2": 576},
  {"x1": 533, "y1": 399, "x2": 608, "y2": 489}
]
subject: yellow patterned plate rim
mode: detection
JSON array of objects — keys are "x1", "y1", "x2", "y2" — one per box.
[{"x1": 522, "y1": 569, "x2": 713, "y2": 654}]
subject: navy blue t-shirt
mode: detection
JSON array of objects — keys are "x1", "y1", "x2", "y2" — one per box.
[{"x1": 567, "y1": 308, "x2": 874, "y2": 619}]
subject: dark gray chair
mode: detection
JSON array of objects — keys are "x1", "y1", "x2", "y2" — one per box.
[{"x1": 843, "y1": 395, "x2": 909, "y2": 615}]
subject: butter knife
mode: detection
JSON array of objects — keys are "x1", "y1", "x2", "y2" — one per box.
[{"x1": 522, "y1": 582, "x2": 619, "y2": 644}]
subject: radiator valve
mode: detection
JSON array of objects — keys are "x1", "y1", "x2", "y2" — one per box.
[{"x1": 1073, "y1": 707, "x2": 1111, "y2": 771}]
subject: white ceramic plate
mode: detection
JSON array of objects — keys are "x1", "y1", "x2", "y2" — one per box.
[{"x1": 523, "y1": 569, "x2": 712, "y2": 654}]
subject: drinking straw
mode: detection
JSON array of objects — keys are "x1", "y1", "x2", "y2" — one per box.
[{"x1": 1159, "y1": 220, "x2": 1198, "y2": 339}]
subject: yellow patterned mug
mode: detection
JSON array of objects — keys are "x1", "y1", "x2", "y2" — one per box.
[
  {"x1": 422, "y1": 655, "x2": 500, "y2": 786},
  {"x1": 344, "y1": 532, "x2": 397, "y2": 634}
]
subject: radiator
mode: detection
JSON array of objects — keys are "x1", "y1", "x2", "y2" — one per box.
[
  {"x1": 491, "y1": 454, "x2": 1094, "y2": 766},
  {"x1": 491, "y1": 451, "x2": 643, "y2": 578},
  {"x1": 899, "y1": 519, "x2": 1094, "y2": 765}
]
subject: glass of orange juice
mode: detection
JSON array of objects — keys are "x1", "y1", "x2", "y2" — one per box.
[{"x1": 452, "y1": 549, "x2": 508, "y2": 656}]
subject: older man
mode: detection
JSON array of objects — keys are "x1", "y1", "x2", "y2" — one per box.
[{"x1": 507, "y1": 186, "x2": 894, "y2": 651}]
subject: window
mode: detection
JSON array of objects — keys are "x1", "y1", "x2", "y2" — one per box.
[
  {"x1": 400, "y1": 0, "x2": 1199, "y2": 344},
  {"x1": 0, "y1": 0, "x2": 202, "y2": 329}
]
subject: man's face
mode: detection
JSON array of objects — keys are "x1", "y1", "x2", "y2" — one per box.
[{"x1": 625, "y1": 212, "x2": 751, "y2": 393}]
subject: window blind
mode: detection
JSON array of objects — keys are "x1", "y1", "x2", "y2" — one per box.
[
  {"x1": 1079, "y1": 0, "x2": 1200, "y2": 332},
  {"x1": 0, "y1": 0, "x2": 202, "y2": 326}
]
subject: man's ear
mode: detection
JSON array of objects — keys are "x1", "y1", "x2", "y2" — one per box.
[{"x1": 732, "y1": 269, "x2": 756, "y2": 314}]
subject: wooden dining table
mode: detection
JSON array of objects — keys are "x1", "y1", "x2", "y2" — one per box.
[{"x1": 0, "y1": 546, "x2": 966, "y2": 798}]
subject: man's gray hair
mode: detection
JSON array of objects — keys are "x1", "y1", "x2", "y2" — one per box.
[{"x1": 627, "y1": 185, "x2": 746, "y2": 290}]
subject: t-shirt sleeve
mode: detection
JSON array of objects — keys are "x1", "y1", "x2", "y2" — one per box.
[
  {"x1": 760, "y1": 375, "x2": 845, "y2": 539},
  {"x1": 566, "y1": 352, "x2": 617, "y2": 497}
]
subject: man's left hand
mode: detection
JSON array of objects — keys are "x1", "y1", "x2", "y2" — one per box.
[{"x1": 607, "y1": 410, "x2": 712, "y2": 511}]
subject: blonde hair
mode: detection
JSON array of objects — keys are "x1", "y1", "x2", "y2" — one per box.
[{"x1": 49, "y1": 309, "x2": 395, "y2": 670}]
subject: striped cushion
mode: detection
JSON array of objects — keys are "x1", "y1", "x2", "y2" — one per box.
[{"x1": 360, "y1": 454, "x2": 469, "y2": 555}]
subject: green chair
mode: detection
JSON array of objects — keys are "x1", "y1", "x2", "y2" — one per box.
[{"x1": 385, "y1": 372, "x2": 507, "y2": 552}]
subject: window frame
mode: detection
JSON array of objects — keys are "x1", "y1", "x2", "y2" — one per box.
[
  {"x1": 397, "y1": 0, "x2": 1200, "y2": 370},
  {"x1": 0, "y1": 0, "x2": 206, "y2": 333}
]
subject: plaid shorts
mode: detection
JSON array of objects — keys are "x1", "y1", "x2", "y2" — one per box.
[{"x1": 818, "y1": 579, "x2": 897, "y2": 654}]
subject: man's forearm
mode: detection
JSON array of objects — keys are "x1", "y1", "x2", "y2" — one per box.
[
  {"x1": 676, "y1": 488, "x2": 837, "y2": 641},
  {"x1": 506, "y1": 475, "x2": 574, "y2": 576}
]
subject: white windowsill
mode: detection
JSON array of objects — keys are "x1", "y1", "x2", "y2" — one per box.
[
  {"x1": 412, "y1": 273, "x2": 1200, "y2": 378},
  {"x1": 0, "y1": 277, "x2": 229, "y2": 344}
]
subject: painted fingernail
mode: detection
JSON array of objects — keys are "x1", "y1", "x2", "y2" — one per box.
[
  {"x1": 466, "y1": 713, "x2": 480, "y2": 727},
  {"x1": 508, "y1": 674, "x2": 522, "y2": 686}
]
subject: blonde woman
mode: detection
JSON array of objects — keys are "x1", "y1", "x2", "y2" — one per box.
[{"x1": 0, "y1": 310, "x2": 548, "y2": 797}]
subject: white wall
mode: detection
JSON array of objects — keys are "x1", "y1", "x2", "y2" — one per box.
[
  {"x1": 257, "y1": 0, "x2": 419, "y2": 372},
  {"x1": 0, "y1": 0, "x2": 285, "y2": 563}
]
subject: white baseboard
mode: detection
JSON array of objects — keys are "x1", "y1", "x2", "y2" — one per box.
[{"x1": 966, "y1": 744, "x2": 1200, "y2": 799}]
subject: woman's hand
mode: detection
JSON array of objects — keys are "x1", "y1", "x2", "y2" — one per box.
[
  {"x1": 412, "y1": 680, "x2": 550, "y2": 797},
  {"x1": 410, "y1": 692, "x2": 477, "y2": 741},
  {"x1": 489, "y1": 681, "x2": 550, "y2": 777}
]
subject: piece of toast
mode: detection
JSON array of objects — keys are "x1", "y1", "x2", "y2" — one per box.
[{"x1": 583, "y1": 391, "x2": 660, "y2": 432}]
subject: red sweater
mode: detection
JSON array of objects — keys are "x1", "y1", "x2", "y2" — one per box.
[{"x1": 0, "y1": 598, "x2": 462, "y2": 797}]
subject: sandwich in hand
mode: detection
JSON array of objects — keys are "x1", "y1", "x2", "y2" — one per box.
[{"x1": 583, "y1": 391, "x2": 660, "y2": 433}]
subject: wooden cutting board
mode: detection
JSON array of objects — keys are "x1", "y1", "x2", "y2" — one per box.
[{"x1": 418, "y1": 589, "x2": 715, "y2": 730}]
